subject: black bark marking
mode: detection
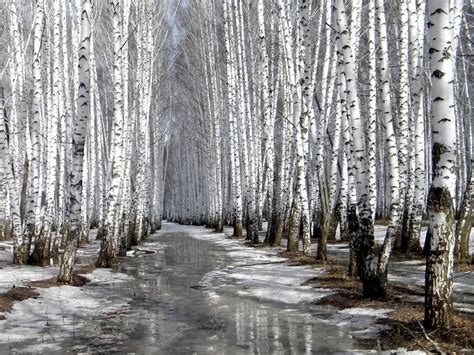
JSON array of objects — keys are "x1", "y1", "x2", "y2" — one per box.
[{"x1": 432, "y1": 69, "x2": 445, "y2": 79}]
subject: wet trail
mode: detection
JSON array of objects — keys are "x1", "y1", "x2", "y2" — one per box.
[
  {"x1": 74, "y1": 224, "x2": 375, "y2": 354},
  {"x1": 1, "y1": 223, "x2": 381, "y2": 354}
]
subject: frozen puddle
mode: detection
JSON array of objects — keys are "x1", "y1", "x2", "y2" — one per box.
[{"x1": 0, "y1": 222, "x2": 398, "y2": 353}]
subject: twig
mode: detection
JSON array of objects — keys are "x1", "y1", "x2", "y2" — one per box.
[
  {"x1": 397, "y1": 322, "x2": 428, "y2": 351},
  {"x1": 453, "y1": 270, "x2": 472, "y2": 279},
  {"x1": 47, "y1": 329, "x2": 56, "y2": 342},
  {"x1": 227, "y1": 261, "x2": 287, "y2": 269},
  {"x1": 416, "y1": 320, "x2": 443, "y2": 354}
]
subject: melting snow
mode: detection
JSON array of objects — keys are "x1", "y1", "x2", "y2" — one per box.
[
  {"x1": 0, "y1": 268, "x2": 133, "y2": 352},
  {"x1": 339, "y1": 307, "x2": 392, "y2": 318},
  {"x1": 172, "y1": 223, "x2": 332, "y2": 305},
  {"x1": 0, "y1": 265, "x2": 59, "y2": 293}
]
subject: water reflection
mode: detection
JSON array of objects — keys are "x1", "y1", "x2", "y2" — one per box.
[
  {"x1": 117, "y1": 230, "x2": 371, "y2": 354},
  {"x1": 227, "y1": 299, "x2": 338, "y2": 354}
]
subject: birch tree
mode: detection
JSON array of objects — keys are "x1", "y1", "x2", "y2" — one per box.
[
  {"x1": 0, "y1": 89, "x2": 26, "y2": 264},
  {"x1": 26, "y1": 0, "x2": 45, "y2": 263},
  {"x1": 223, "y1": 0, "x2": 243, "y2": 239},
  {"x1": 334, "y1": 0, "x2": 375, "y2": 295},
  {"x1": 424, "y1": 0, "x2": 460, "y2": 330},
  {"x1": 97, "y1": 0, "x2": 126, "y2": 267},
  {"x1": 58, "y1": 0, "x2": 93, "y2": 283}
]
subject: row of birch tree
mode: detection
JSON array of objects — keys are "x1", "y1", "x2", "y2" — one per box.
[
  {"x1": 164, "y1": 0, "x2": 473, "y2": 330},
  {"x1": 0, "y1": 0, "x2": 170, "y2": 280}
]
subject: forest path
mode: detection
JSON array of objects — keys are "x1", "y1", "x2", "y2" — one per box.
[{"x1": 0, "y1": 222, "x2": 392, "y2": 354}]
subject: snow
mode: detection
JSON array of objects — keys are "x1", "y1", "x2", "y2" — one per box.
[
  {"x1": 318, "y1": 308, "x2": 393, "y2": 340},
  {"x1": 338, "y1": 307, "x2": 392, "y2": 318},
  {"x1": 0, "y1": 235, "x2": 134, "y2": 352},
  {"x1": 173, "y1": 224, "x2": 332, "y2": 305},
  {"x1": 166, "y1": 220, "x2": 472, "y2": 313},
  {"x1": 174, "y1": 221, "x2": 473, "y2": 343},
  {"x1": 0, "y1": 265, "x2": 59, "y2": 293},
  {"x1": 0, "y1": 241, "x2": 13, "y2": 264},
  {"x1": 236, "y1": 284, "x2": 330, "y2": 304},
  {"x1": 87, "y1": 268, "x2": 135, "y2": 284},
  {"x1": 0, "y1": 268, "x2": 133, "y2": 352}
]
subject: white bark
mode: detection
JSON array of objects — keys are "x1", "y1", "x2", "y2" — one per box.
[
  {"x1": 425, "y1": 0, "x2": 458, "y2": 329},
  {"x1": 0, "y1": 90, "x2": 26, "y2": 263},
  {"x1": 375, "y1": 0, "x2": 402, "y2": 291},
  {"x1": 223, "y1": 0, "x2": 243, "y2": 238},
  {"x1": 97, "y1": 0, "x2": 125, "y2": 266},
  {"x1": 58, "y1": 0, "x2": 92, "y2": 283},
  {"x1": 8, "y1": 2, "x2": 26, "y2": 195},
  {"x1": 27, "y1": 0, "x2": 45, "y2": 240},
  {"x1": 258, "y1": 0, "x2": 275, "y2": 240},
  {"x1": 398, "y1": 0, "x2": 411, "y2": 217},
  {"x1": 367, "y1": 0, "x2": 377, "y2": 219}
]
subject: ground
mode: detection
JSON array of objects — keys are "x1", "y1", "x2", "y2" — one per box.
[{"x1": 0, "y1": 222, "x2": 471, "y2": 353}]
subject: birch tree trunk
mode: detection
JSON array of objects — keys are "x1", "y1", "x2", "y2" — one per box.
[
  {"x1": 0, "y1": 89, "x2": 26, "y2": 264},
  {"x1": 366, "y1": 0, "x2": 377, "y2": 220},
  {"x1": 7, "y1": 3, "x2": 29, "y2": 264},
  {"x1": 334, "y1": 0, "x2": 379, "y2": 297},
  {"x1": 58, "y1": 0, "x2": 92, "y2": 283},
  {"x1": 296, "y1": 0, "x2": 311, "y2": 256},
  {"x1": 455, "y1": 172, "x2": 472, "y2": 263},
  {"x1": 32, "y1": 2, "x2": 62, "y2": 265},
  {"x1": 223, "y1": 0, "x2": 243, "y2": 239},
  {"x1": 26, "y1": 0, "x2": 45, "y2": 264},
  {"x1": 370, "y1": 0, "x2": 401, "y2": 296},
  {"x1": 8, "y1": 1, "x2": 26, "y2": 205},
  {"x1": 97, "y1": 0, "x2": 125, "y2": 267},
  {"x1": 257, "y1": 0, "x2": 275, "y2": 243},
  {"x1": 397, "y1": 0, "x2": 417, "y2": 251},
  {"x1": 424, "y1": 0, "x2": 458, "y2": 330},
  {"x1": 405, "y1": 0, "x2": 426, "y2": 254},
  {"x1": 276, "y1": 0, "x2": 305, "y2": 254},
  {"x1": 232, "y1": 0, "x2": 256, "y2": 244}
]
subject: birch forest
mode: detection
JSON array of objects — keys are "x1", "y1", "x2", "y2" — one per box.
[{"x1": 0, "y1": 0, "x2": 473, "y2": 352}]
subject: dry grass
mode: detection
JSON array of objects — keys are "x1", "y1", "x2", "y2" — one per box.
[
  {"x1": 374, "y1": 218, "x2": 391, "y2": 226},
  {"x1": 301, "y1": 262, "x2": 474, "y2": 353},
  {"x1": 379, "y1": 308, "x2": 474, "y2": 353},
  {"x1": 455, "y1": 262, "x2": 474, "y2": 273},
  {"x1": 27, "y1": 263, "x2": 96, "y2": 288},
  {"x1": 278, "y1": 250, "x2": 344, "y2": 267},
  {"x1": 28, "y1": 273, "x2": 89, "y2": 288},
  {"x1": 0, "y1": 287, "x2": 40, "y2": 317},
  {"x1": 389, "y1": 249, "x2": 425, "y2": 261},
  {"x1": 0, "y1": 264, "x2": 95, "y2": 321}
]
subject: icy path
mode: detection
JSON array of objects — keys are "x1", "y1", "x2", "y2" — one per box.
[{"x1": 0, "y1": 222, "x2": 423, "y2": 354}]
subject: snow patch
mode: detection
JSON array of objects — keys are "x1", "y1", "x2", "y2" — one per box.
[
  {"x1": 237, "y1": 285, "x2": 332, "y2": 304},
  {"x1": 0, "y1": 281, "x2": 132, "y2": 352},
  {"x1": 338, "y1": 307, "x2": 392, "y2": 318},
  {"x1": 182, "y1": 227, "x2": 331, "y2": 305},
  {"x1": 0, "y1": 265, "x2": 59, "y2": 293},
  {"x1": 86, "y1": 268, "x2": 136, "y2": 284}
]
